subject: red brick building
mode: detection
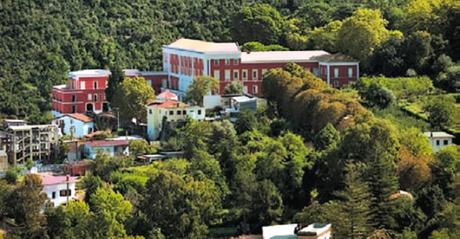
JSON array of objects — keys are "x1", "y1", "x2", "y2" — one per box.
[
  {"x1": 52, "y1": 70, "x2": 111, "y2": 116},
  {"x1": 160, "y1": 38, "x2": 359, "y2": 98}
]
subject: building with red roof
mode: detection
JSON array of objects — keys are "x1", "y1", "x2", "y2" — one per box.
[
  {"x1": 83, "y1": 139, "x2": 129, "y2": 159},
  {"x1": 52, "y1": 69, "x2": 111, "y2": 116},
  {"x1": 52, "y1": 113, "x2": 95, "y2": 138},
  {"x1": 146, "y1": 99, "x2": 205, "y2": 140},
  {"x1": 40, "y1": 174, "x2": 77, "y2": 207}
]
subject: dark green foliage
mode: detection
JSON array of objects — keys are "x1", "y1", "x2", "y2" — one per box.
[
  {"x1": 314, "y1": 123, "x2": 340, "y2": 150},
  {"x1": 362, "y1": 83, "x2": 396, "y2": 108},
  {"x1": 424, "y1": 96, "x2": 456, "y2": 129},
  {"x1": 223, "y1": 80, "x2": 244, "y2": 95}
]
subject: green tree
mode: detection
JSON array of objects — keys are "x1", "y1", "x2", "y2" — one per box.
[
  {"x1": 232, "y1": 4, "x2": 285, "y2": 45},
  {"x1": 314, "y1": 123, "x2": 340, "y2": 150},
  {"x1": 90, "y1": 187, "x2": 133, "y2": 238},
  {"x1": 6, "y1": 174, "x2": 48, "y2": 238},
  {"x1": 223, "y1": 80, "x2": 244, "y2": 95},
  {"x1": 335, "y1": 163, "x2": 373, "y2": 239},
  {"x1": 404, "y1": 31, "x2": 433, "y2": 73},
  {"x1": 112, "y1": 76, "x2": 155, "y2": 126},
  {"x1": 81, "y1": 174, "x2": 104, "y2": 202},
  {"x1": 250, "y1": 180, "x2": 283, "y2": 228},
  {"x1": 424, "y1": 96, "x2": 455, "y2": 129},
  {"x1": 106, "y1": 65, "x2": 124, "y2": 104},
  {"x1": 234, "y1": 110, "x2": 258, "y2": 135},
  {"x1": 46, "y1": 200, "x2": 92, "y2": 239},
  {"x1": 436, "y1": 64, "x2": 460, "y2": 92},
  {"x1": 240, "y1": 42, "x2": 288, "y2": 52},
  {"x1": 308, "y1": 20, "x2": 343, "y2": 52},
  {"x1": 337, "y1": 9, "x2": 402, "y2": 68},
  {"x1": 129, "y1": 139, "x2": 157, "y2": 157},
  {"x1": 185, "y1": 76, "x2": 218, "y2": 106}
]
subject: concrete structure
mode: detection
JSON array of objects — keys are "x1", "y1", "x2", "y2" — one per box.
[
  {"x1": 52, "y1": 69, "x2": 111, "y2": 116},
  {"x1": 424, "y1": 131, "x2": 455, "y2": 152},
  {"x1": 2, "y1": 119, "x2": 27, "y2": 128},
  {"x1": 261, "y1": 223, "x2": 332, "y2": 239},
  {"x1": 227, "y1": 96, "x2": 258, "y2": 113},
  {"x1": 0, "y1": 124, "x2": 60, "y2": 167},
  {"x1": 52, "y1": 113, "x2": 94, "y2": 138},
  {"x1": 146, "y1": 91, "x2": 205, "y2": 140},
  {"x1": 297, "y1": 223, "x2": 332, "y2": 239},
  {"x1": 262, "y1": 224, "x2": 298, "y2": 239},
  {"x1": 159, "y1": 38, "x2": 359, "y2": 98},
  {"x1": 41, "y1": 174, "x2": 77, "y2": 207},
  {"x1": 83, "y1": 139, "x2": 129, "y2": 159}
]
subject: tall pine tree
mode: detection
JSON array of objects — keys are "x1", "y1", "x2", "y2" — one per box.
[{"x1": 335, "y1": 163, "x2": 373, "y2": 239}]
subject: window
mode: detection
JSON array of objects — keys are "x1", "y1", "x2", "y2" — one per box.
[
  {"x1": 348, "y1": 67, "x2": 353, "y2": 78},
  {"x1": 183, "y1": 110, "x2": 186, "y2": 115},
  {"x1": 436, "y1": 140, "x2": 440, "y2": 146},
  {"x1": 242, "y1": 69, "x2": 248, "y2": 81},
  {"x1": 93, "y1": 94, "x2": 98, "y2": 101},
  {"x1": 213, "y1": 70, "x2": 220, "y2": 80},
  {"x1": 334, "y1": 68, "x2": 339, "y2": 78},
  {"x1": 198, "y1": 109, "x2": 202, "y2": 115},
  {"x1": 72, "y1": 95, "x2": 76, "y2": 102},
  {"x1": 252, "y1": 69, "x2": 258, "y2": 81},
  {"x1": 93, "y1": 81, "x2": 98, "y2": 89},
  {"x1": 233, "y1": 70, "x2": 239, "y2": 80},
  {"x1": 149, "y1": 109, "x2": 152, "y2": 114},
  {"x1": 177, "y1": 110, "x2": 181, "y2": 115},
  {"x1": 233, "y1": 59, "x2": 239, "y2": 65},
  {"x1": 444, "y1": 140, "x2": 449, "y2": 145},
  {"x1": 70, "y1": 119, "x2": 74, "y2": 124},
  {"x1": 72, "y1": 105, "x2": 76, "y2": 113},
  {"x1": 214, "y1": 59, "x2": 219, "y2": 66},
  {"x1": 225, "y1": 70, "x2": 231, "y2": 81},
  {"x1": 60, "y1": 189, "x2": 71, "y2": 197},
  {"x1": 52, "y1": 192, "x2": 56, "y2": 199},
  {"x1": 253, "y1": 85, "x2": 258, "y2": 94},
  {"x1": 80, "y1": 82, "x2": 85, "y2": 89},
  {"x1": 88, "y1": 94, "x2": 92, "y2": 101},
  {"x1": 169, "y1": 111, "x2": 174, "y2": 115},
  {"x1": 225, "y1": 59, "x2": 230, "y2": 65}
]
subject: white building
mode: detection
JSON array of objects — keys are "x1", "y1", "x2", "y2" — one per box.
[
  {"x1": 41, "y1": 174, "x2": 77, "y2": 207},
  {"x1": 424, "y1": 131, "x2": 455, "y2": 152},
  {"x1": 146, "y1": 92, "x2": 205, "y2": 140},
  {"x1": 52, "y1": 113, "x2": 94, "y2": 138},
  {"x1": 297, "y1": 223, "x2": 332, "y2": 239},
  {"x1": 262, "y1": 223, "x2": 332, "y2": 239}
]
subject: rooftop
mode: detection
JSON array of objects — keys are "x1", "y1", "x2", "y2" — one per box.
[
  {"x1": 8, "y1": 124, "x2": 56, "y2": 131},
  {"x1": 165, "y1": 38, "x2": 240, "y2": 53},
  {"x1": 241, "y1": 50, "x2": 330, "y2": 64},
  {"x1": 262, "y1": 224, "x2": 297, "y2": 239},
  {"x1": 123, "y1": 69, "x2": 168, "y2": 77},
  {"x1": 297, "y1": 223, "x2": 331, "y2": 236},
  {"x1": 231, "y1": 96, "x2": 257, "y2": 103},
  {"x1": 424, "y1": 131, "x2": 454, "y2": 138},
  {"x1": 40, "y1": 174, "x2": 77, "y2": 186},
  {"x1": 85, "y1": 139, "x2": 129, "y2": 148},
  {"x1": 69, "y1": 69, "x2": 111, "y2": 79},
  {"x1": 147, "y1": 100, "x2": 189, "y2": 109},
  {"x1": 157, "y1": 90, "x2": 178, "y2": 101},
  {"x1": 60, "y1": 113, "x2": 93, "y2": 123}
]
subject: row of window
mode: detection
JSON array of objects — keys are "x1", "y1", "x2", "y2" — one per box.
[
  {"x1": 435, "y1": 139, "x2": 450, "y2": 146},
  {"x1": 148, "y1": 109, "x2": 203, "y2": 116},
  {"x1": 214, "y1": 69, "x2": 267, "y2": 81},
  {"x1": 213, "y1": 59, "x2": 239, "y2": 66},
  {"x1": 332, "y1": 67, "x2": 354, "y2": 78},
  {"x1": 51, "y1": 189, "x2": 72, "y2": 199}
]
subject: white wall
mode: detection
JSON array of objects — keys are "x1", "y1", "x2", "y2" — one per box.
[
  {"x1": 43, "y1": 182, "x2": 76, "y2": 207},
  {"x1": 429, "y1": 137, "x2": 453, "y2": 152},
  {"x1": 52, "y1": 116, "x2": 94, "y2": 138}
]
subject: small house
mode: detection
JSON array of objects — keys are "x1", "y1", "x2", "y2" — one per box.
[
  {"x1": 53, "y1": 113, "x2": 94, "y2": 138},
  {"x1": 41, "y1": 174, "x2": 77, "y2": 207},
  {"x1": 424, "y1": 131, "x2": 455, "y2": 152},
  {"x1": 83, "y1": 139, "x2": 129, "y2": 159}
]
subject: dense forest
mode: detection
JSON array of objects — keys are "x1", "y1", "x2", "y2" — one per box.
[{"x1": 0, "y1": 0, "x2": 458, "y2": 121}]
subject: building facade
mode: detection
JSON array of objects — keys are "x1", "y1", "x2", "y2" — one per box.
[
  {"x1": 159, "y1": 38, "x2": 359, "y2": 98},
  {"x1": 41, "y1": 174, "x2": 77, "y2": 207},
  {"x1": 83, "y1": 139, "x2": 130, "y2": 159},
  {"x1": 424, "y1": 131, "x2": 455, "y2": 152},
  {"x1": 52, "y1": 70, "x2": 111, "y2": 116},
  {"x1": 52, "y1": 113, "x2": 94, "y2": 138},
  {"x1": 146, "y1": 95, "x2": 206, "y2": 141}
]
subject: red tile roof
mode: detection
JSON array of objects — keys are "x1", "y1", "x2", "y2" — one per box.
[
  {"x1": 85, "y1": 139, "x2": 129, "y2": 147},
  {"x1": 41, "y1": 174, "x2": 77, "y2": 186},
  {"x1": 157, "y1": 90, "x2": 178, "y2": 101},
  {"x1": 63, "y1": 113, "x2": 93, "y2": 123},
  {"x1": 147, "y1": 100, "x2": 188, "y2": 108}
]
